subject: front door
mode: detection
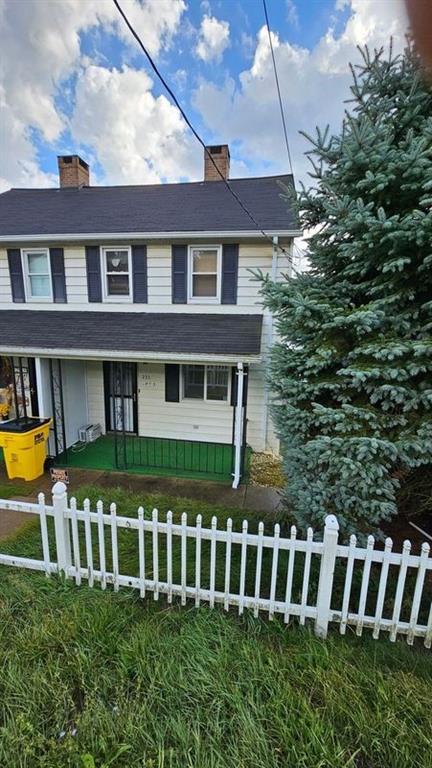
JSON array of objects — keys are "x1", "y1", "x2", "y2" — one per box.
[{"x1": 104, "y1": 362, "x2": 138, "y2": 433}]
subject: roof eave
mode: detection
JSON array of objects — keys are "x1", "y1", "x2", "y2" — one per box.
[
  {"x1": 0, "y1": 229, "x2": 302, "y2": 243},
  {"x1": 0, "y1": 345, "x2": 262, "y2": 364}
]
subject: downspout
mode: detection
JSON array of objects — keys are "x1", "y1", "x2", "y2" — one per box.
[
  {"x1": 232, "y1": 361, "x2": 244, "y2": 489},
  {"x1": 262, "y1": 236, "x2": 278, "y2": 449}
]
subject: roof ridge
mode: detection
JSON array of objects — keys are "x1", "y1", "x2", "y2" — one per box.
[{"x1": 3, "y1": 173, "x2": 293, "y2": 194}]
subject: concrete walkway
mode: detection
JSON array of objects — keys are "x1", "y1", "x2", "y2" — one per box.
[{"x1": 0, "y1": 465, "x2": 283, "y2": 540}]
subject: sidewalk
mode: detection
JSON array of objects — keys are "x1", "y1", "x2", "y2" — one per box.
[{"x1": 0, "y1": 465, "x2": 283, "y2": 539}]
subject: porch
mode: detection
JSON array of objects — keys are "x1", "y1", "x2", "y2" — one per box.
[{"x1": 55, "y1": 434, "x2": 251, "y2": 484}]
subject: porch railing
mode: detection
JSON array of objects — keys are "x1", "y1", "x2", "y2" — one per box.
[{"x1": 113, "y1": 435, "x2": 238, "y2": 478}]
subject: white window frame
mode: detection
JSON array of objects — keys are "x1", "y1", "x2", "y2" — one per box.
[
  {"x1": 182, "y1": 364, "x2": 231, "y2": 404},
  {"x1": 21, "y1": 248, "x2": 53, "y2": 303},
  {"x1": 101, "y1": 245, "x2": 133, "y2": 303},
  {"x1": 188, "y1": 244, "x2": 221, "y2": 304}
]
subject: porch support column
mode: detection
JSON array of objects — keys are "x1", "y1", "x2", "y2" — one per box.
[{"x1": 232, "y1": 361, "x2": 245, "y2": 489}]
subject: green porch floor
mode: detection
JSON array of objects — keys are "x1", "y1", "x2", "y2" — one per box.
[{"x1": 56, "y1": 435, "x2": 248, "y2": 484}]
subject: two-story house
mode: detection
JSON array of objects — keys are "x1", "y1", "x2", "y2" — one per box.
[{"x1": 0, "y1": 145, "x2": 300, "y2": 486}]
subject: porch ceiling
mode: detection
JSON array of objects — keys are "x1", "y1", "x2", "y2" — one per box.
[{"x1": 0, "y1": 310, "x2": 263, "y2": 363}]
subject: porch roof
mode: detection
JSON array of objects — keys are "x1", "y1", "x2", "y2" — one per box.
[{"x1": 0, "y1": 310, "x2": 263, "y2": 363}]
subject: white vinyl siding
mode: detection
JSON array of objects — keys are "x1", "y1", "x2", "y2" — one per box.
[
  {"x1": 0, "y1": 242, "x2": 292, "y2": 312},
  {"x1": 86, "y1": 361, "x2": 106, "y2": 433}
]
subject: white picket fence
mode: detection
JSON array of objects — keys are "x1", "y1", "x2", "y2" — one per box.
[{"x1": 0, "y1": 482, "x2": 431, "y2": 646}]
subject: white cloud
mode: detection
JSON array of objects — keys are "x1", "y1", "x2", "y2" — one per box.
[
  {"x1": 0, "y1": 0, "x2": 186, "y2": 189},
  {"x1": 286, "y1": 0, "x2": 299, "y2": 28},
  {"x1": 70, "y1": 64, "x2": 201, "y2": 185},
  {"x1": 193, "y1": 0, "x2": 408, "y2": 184},
  {"x1": 195, "y1": 14, "x2": 230, "y2": 62}
]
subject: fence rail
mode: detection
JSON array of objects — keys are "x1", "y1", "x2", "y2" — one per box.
[{"x1": 0, "y1": 482, "x2": 431, "y2": 647}]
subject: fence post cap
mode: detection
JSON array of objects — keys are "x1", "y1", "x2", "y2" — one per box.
[
  {"x1": 324, "y1": 514, "x2": 339, "y2": 531},
  {"x1": 52, "y1": 481, "x2": 67, "y2": 496}
]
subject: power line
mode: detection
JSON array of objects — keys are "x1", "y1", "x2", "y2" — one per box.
[
  {"x1": 262, "y1": 0, "x2": 294, "y2": 177},
  {"x1": 112, "y1": 0, "x2": 292, "y2": 258}
]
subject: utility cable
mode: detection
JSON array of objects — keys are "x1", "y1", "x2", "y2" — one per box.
[{"x1": 112, "y1": 0, "x2": 293, "y2": 258}]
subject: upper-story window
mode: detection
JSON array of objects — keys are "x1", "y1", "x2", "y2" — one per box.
[
  {"x1": 188, "y1": 245, "x2": 221, "y2": 303},
  {"x1": 22, "y1": 248, "x2": 52, "y2": 301},
  {"x1": 102, "y1": 246, "x2": 132, "y2": 301}
]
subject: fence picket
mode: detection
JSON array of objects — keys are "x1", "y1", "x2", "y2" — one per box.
[
  {"x1": 138, "y1": 506, "x2": 145, "y2": 599},
  {"x1": 1, "y1": 492, "x2": 431, "y2": 647},
  {"x1": 254, "y1": 521, "x2": 264, "y2": 618},
  {"x1": 195, "y1": 514, "x2": 202, "y2": 607},
  {"x1": 38, "y1": 492, "x2": 51, "y2": 577},
  {"x1": 224, "y1": 518, "x2": 232, "y2": 612},
  {"x1": 425, "y1": 601, "x2": 432, "y2": 649},
  {"x1": 110, "y1": 503, "x2": 119, "y2": 593},
  {"x1": 152, "y1": 509, "x2": 159, "y2": 601},
  {"x1": 97, "y1": 500, "x2": 106, "y2": 591},
  {"x1": 181, "y1": 512, "x2": 187, "y2": 606},
  {"x1": 69, "y1": 497, "x2": 81, "y2": 585},
  {"x1": 340, "y1": 534, "x2": 356, "y2": 635},
  {"x1": 390, "y1": 539, "x2": 411, "y2": 642},
  {"x1": 238, "y1": 519, "x2": 248, "y2": 615},
  {"x1": 300, "y1": 528, "x2": 313, "y2": 626},
  {"x1": 407, "y1": 542, "x2": 430, "y2": 645},
  {"x1": 83, "y1": 498, "x2": 93, "y2": 588},
  {"x1": 373, "y1": 537, "x2": 392, "y2": 640},
  {"x1": 284, "y1": 525, "x2": 297, "y2": 624},
  {"x1": 209, "y1": 516, "x2": 217, "y2": 609},
  {"x1": 269, "y1": 523, "x2": 280, "y2": 619},
  {"x1": 167, "y1": 510, "x2": 173, "y2": 604},
  {"x1": 356, "y1": 535, "x2": 375, "y2": 637}
]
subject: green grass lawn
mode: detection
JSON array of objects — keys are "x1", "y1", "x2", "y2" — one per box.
[{"x1": 0, "y1": 486, "x2": 431, "y2": 768}]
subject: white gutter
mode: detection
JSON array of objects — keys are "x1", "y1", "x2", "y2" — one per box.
[
  {"x1": 262, "y1": 236, "x2": 279, "y2": 446},
  {"x1": 0, "y1": 230, "x2": 302, "y2": 244},
  {"x1": 0, "y1": 345, "x2": 261, "y2": 365},
  {"x1": 232, "y1": 362, "x2": 245, "y2": 489}
]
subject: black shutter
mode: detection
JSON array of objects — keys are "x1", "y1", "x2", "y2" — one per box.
[
  {"x1": 172, "y1": 245, "x2": 187, "y2": 303},
  {"x1": 50, "y1": 248, "x2": 67, "y2": 303},
  {"x1": 231, "y1": 365, "x2": 248, "y2": 406},
  {"x1": 165, "y1": 364, "x2": 180, "y2": 402},
  {"x1": 221, "y1": 244, "x2": 238, "y2": 305},
  {"x1": 132, "y1": 245, "x2": 148, "y2": 303},
  {"x1": 85, "y1": 245, "x2": 102, "y2": 302},
  {"x1": 7, "y1": 249, "x2": 25, "y2": 303}
]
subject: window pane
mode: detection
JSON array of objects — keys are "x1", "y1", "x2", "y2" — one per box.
[
  {"x1": 192, "y1": 250, "x2": 217, "y2": 273},
  {"x1": 29, "y1": 275, "x2": 51, "y2": 297},
  {"x1": 107, "y1": 274, "x2": 130, "y2": 295},
  {"x1": 27, "y1": 253, "x2": 48, "y2": 274},
  {"x1": 192, "y1": 274, "x2": 217, "y2": 297},
  {"x1": 106, "y1": 250, "x2": 129, "y2": 272},
  {"x1": 206, "y1": 366, "x2": 229, "y2": 401},
  {"x1": 183, "y1": 365, "x2": 205, "y2": 399}
]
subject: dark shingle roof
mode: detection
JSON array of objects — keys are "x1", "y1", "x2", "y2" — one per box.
[
  {"x1": 0, "y1": 311, "x2": 263, "y2": 358},
  {"x1": 0, "y1": 176, "x2": 297, "y2": 237}
]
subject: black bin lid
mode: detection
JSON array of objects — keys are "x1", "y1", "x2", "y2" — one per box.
[{"x1": 0, "y1": 417, "x2": 50, "y2": 434}]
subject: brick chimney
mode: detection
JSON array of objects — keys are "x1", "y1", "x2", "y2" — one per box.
[
  {"x1": 58, "y1": 155, "x2": 90, "y2": 188},
  {"x1": 204, "y1": 144, "x2": 230, "y2": 182}
]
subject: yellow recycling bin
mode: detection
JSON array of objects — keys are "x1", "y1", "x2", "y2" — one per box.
[{"x1": 0, "y1": 417, "x2": 52, "y2": 481}]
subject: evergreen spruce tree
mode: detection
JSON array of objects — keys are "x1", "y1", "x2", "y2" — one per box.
[{"x1": 260, "y1": 44, "x2": 432, "y2": 538}]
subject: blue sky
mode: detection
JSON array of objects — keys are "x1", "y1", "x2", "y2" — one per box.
[{"x1": 0, "y1": 0, "x2": 408, "y2": 192}]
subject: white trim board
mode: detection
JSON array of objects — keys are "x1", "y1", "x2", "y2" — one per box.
[
  {"x1": 0, "y1": 229, "x2": 302, "y2": 244},
  {"x1": 0, "y1": 346, "x2": 261, "y2": 364}
]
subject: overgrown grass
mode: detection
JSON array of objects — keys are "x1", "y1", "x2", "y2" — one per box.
[{"x1": 0, "y1": 486, "x2": 431, "y2": 767}]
